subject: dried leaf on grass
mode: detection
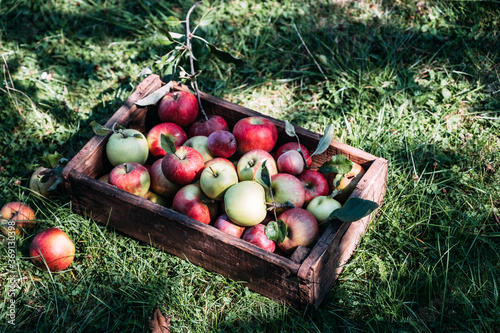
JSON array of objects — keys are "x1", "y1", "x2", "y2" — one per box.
[{"x1": 149, "y1": 304, "x2": 171, "y2": 333}]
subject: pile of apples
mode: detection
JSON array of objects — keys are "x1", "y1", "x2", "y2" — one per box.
[
  {"x1": 1, "y1": 202, "x2": 75, "y2": 272},
  {"x1": 100, "y1": 90, "x2": 364, "y2": 255}
]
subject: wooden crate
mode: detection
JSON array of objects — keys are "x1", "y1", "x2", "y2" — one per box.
[{"x1": 62, "y1": 74, "x2": 388, "y2": 310}]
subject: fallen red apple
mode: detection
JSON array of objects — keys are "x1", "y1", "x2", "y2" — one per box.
[
  {"x1": 147, "y1": 122, "x2": 188, "y2": 159},
  {"x1": 276, "y1": 208, "x2": 319, "y2": 254},
  {"x1": 158, "y1": 90, "x2": 198, "y2": 127},
  {"x1": 188, "y1": 114, "x2": 228, "y2": 138},
  {"x1": 233, "y1": 116, "x2": 278, "y2": 154},
  {"x1": 109, "y1": 162, "x2": 151, "y2": 197},
  {"x1": 161, "y1": 146, "x2": 205, "y2": 185},
  {"x1": 29, "y1": 227, "x2": 75, "y2": 272},
  {"x1": 172, "y1": 184, "x2": 218, "y2": 224},
  {"x1": 0, "y1": 202, "x2": 36, "y2": 236},
  {"x1": 242, "y1": 224, "x2": 275, "y2": 252},
  {"x1": 214, "y1": 213, "x2": 246, "y2": 238}
]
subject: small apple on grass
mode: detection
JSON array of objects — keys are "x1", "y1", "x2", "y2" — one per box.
[
  {"x1": 158, "y1": 90, "x2": 199, "y2": 127},
  {"x1": 200, "y1": 162, "x2": 239, "y2": 200},
  {"x1": 172, "y1": 184, "x2": 218, "y2": 225},
  {"x1": 207, "y1": 130, "x2": 237, "y2": 159},
  {"x1": 242, "y1": 224, "x2": 276, "y2": 252},
  {"x1": 147, "y1": 122, "x2": 188, "y2": 159},
  {"x1": 0, "y1": 202, "x2": 36, "y2": 236},
  {"x1": 29, "y1": 153, "x2": 67, "y2": 198},
  {"x1": 109, "y1": 162, "x2": 151, "y2": 197},
  {"x1": 214, "y1": 214, "x2": 246, "y2": 238},
  {"x1": 188, "y1": 114, "x2": 229, "y2": 138},
  {"x1": 92, "y1": 122, "x2": 150, "y2": 167},
  {"x1": 233, "y1": 116, "x2": 278, "y2": 154},
  {"x1": 29, "y1": 227, "x2": 75, "y2": 272}
]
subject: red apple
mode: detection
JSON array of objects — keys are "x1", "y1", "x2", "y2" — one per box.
[
  {"x1": 277, "y1": 150, "x2": 305, "y2": 175},
  {"x1": 188, "y1": 114, "x2": 228, "y2": 138},
  {"x1": 109, "y1": 162, "x2": 151, "y2": 197},
  {"x1": 233, "y1": 116, "x2": 278, "y2": 154},
  {"x1": 0, "y1": 202, "x2": 36, "y2": 236},
  {"x1": 207, "y1": 130, "x2": 237, "y2": 158},
  {"x1": 236, "y1": 149, "x2": 278, "y2": 182},
  {"x1": 158, "y1": 90, "x2": 198, "y2": 127},
  {"x1": 29, "y1": 228, "x2": 75, "y2": 272},
  {"x1": 205, "y1": 157, "x2": 236, "y2": 171},
  {"x1": 242, "y1": 224, "x2": 276, "y2": 253},
  {"x1": 297, "y1": 170, "x2": 330, "y2": 206},
  {"x1": 277, "y1": 208, "x2": 319, "y2": 254},
  {"x1": 147, "y1": 122, "x2": 188, "y2": 159},
  {"x1": 275, "y1": 142, "x2": 312, "y2": 168},
  {"x1": 161, "y1": 146, "x2": 205, "y2": 185},
  {"x1": 172, "y1": 184, "x2": 218, "y2": 224},
  {"x1": 266, "y1": 173, "x2": 306, "y2": 215},
  {"x1": 149, "y1": 159, "x2": 181, "y2": 199},
  {"x1": 214, "y1": 214, "x2": 246, "y2": 238}
]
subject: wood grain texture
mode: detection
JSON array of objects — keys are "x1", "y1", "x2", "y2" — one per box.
[{"x1": 63, "y1": 77, "x2": 388, "y2": 310}]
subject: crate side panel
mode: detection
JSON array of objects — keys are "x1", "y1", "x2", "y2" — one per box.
[{"x1": 66, "y1": 170, "x2": 302, "y2": 307}]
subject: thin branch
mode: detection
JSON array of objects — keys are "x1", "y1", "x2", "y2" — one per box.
[
  {"x1": 186, "y1": 1, "x2": 208, "y2": 121},
  {"x1": 292, "y1": 24, "x2": 328, "y2": 81}
]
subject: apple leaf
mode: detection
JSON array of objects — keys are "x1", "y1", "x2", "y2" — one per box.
[
  {"x1": 91, "y1": 121, "x2": 112, "y2": 136},
  {"x1": 198, "y1": 8, "x2": 215, "y2": 27},
  {"x1": 265, "y1": 219, "x2": 288, "y2": 244},
  {"x1": 39, "y1": 153, "x2": 64, "y2": 169},
  {"x1": 137, "y1": 66, "x2": 153, "y2": 77},
  {"x1": 328, "y1": 197, "x2": 379, "y2": 223},
  {"x1": 207, "y1": 43, "x2": 244, "y2": 66},
  {"x1": 318, "y1": 155, "x2": 354, "y2": 175},
  {"x1": 155, "y1": 30, "x2": 175, "y2": 46},
  {"x1": 135, "y1": 82, "x2": 173, "y2": 106},
  {"x1": 284, "y1": 120, "x2": 296, "y2": 137},
  {"x1": 160, "y1": 134, "x2": 177, "y2": 155},
  {"x1": 257, "y1": 160, "x2": 272, "y2": 189},
  {"x1": 165, "y1": 16, "x2": 181, "y2": 27},
  {"x1": 310, "y1": 124, "x2": 334, "y2": 157}
]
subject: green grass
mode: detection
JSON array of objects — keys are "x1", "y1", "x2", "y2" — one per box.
[{"x1": 1, "y1": 0, "x2": 499, "y2": 331}]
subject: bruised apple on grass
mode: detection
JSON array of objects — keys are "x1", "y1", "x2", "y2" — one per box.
[
  {"x1": 29, "y1": 228, "x2": 75, "y2": 272},
  {"x1": 158, "y1": 90, "x2": 198, "y2": 127},
  {"x1": 0, "y1": 202, "x2": 36, "y2": 236},
  {"x1": 29, "y1": 166, "x2": 61, "y2": 198}
]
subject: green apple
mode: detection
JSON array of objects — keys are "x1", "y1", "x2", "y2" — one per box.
[
  {"x1": 224, "y1": 181, "x2": 267, "y2": 227},
  {"x1": 183, "y1": 135, "x2": 214, "y2": 163},
  {"x1": 106, "y1": 129, "x2": 149, "y2": 166},
  {"x1": 200, "y1": 162, "x2": 239, "y2": 200},
  {"x1": 306, "y1": 195, "x2": 342, "y2": 223}
]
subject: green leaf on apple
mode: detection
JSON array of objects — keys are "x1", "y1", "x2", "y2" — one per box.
[
  {"x1": 207, "y1": 43, "x2": 244, "y2": 66},
  {"x1": 265, "y1": 219, "x2": 288, "y2": 244},
  {"x1": 257, "y1": 160, "x2": 272, "y2": 189},
  {"x1": 160, "y1": 134, "x2": 177, "y2": 155},
  {"x1": 311, "y1": 124, "x2": 334, "y2": 157},
  {"x1": 135, "y1": 82, "x2": 173, "y2": 106},
  {"x1": 328, "y1": 197, "x2": 379, "y2": 223},
  {"x1": 90, "y1": 121, "x2": 112, "y2": 136},
  {"x1": 318, "y1": 155, "x2": 354, "y2": 175},
  {"x1": 284, "y1": 120, "x2": 296, "y2": 137}
]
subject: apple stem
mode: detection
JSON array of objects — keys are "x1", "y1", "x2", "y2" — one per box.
[
  {"x1": 124, "y1": 164, "x2": 129, "y2": 173},
  {"x1": 208, "y1": 166, "x2": 217, "y2": 177},
  {"x1": 186, "y1": 1, "x2": 209, "y2": 122}
]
